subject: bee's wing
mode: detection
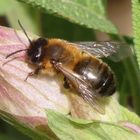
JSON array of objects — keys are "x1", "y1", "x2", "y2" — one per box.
[
  {"x1": 71, "y1": 41, "x2": 133, "y2": 62},
  {"x1": 53, "y1": 61, "x2": 105, "y2": 114}
]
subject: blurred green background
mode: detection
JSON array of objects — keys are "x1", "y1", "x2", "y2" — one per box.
[{"x1": 0, "y1": 0, "x2": 140, "y2": 139}]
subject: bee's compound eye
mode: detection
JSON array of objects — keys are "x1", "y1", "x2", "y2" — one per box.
[
  {"x1": 30, "y1": 47, "x2": 42, "y2": 63},
  {"x1": 27, "y1": 38, "x2": 47, "y2": 64}
]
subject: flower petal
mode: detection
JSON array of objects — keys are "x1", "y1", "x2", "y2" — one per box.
[
  {"x1": 0, "y1": 26, "x2": 70, "y2": 120},
  {"x1": 120, "y1": 121, "x2": 140, "y2": 134}
]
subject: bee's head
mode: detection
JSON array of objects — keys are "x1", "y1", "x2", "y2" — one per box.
[
  {"x1": 27, "y1": 38, "x2": 48, "y2": 64},
  {"x1": 6, "y1": 20, "x2": 48, "y2": 64},
  {"x1": 6, "y1": 37, "x2": 48, "y2": 65}
]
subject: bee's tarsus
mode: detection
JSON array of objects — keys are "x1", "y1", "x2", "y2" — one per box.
[
  {"x1": 24, "y1": 66, "x2": 42, "y2": 81},
  {"x1": 24, "y1": 72, "x2": 32, "y2": 81}
]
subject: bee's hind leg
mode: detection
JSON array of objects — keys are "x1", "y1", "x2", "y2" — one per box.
[{"x1": 63, "y1": 77, "x2": 70, "y2": 89}]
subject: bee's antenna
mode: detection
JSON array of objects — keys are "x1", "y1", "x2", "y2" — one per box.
[
  {"x1": 18, "y1": 19, "x2": 32, "y2": 45},
  {"x1": 5, "y1": 20, "x2": 31, "y2": 59},
  {"x1": 5, "y1": 49, "x2": 28, "y2": 59}
]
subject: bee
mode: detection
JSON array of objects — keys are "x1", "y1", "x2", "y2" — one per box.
[{"x1": 6, "y1": 21, "x2": 131, "y2": 113}]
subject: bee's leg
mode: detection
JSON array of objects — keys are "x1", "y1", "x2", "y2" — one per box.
[
  {"x1": 24, "y1": 65, "x2": 43, "y2": 81},
  {"x1": 63, "y1": 77, "x2": 70, "y2": 89},
  {"x1": 51, "y1": 60, "x2": 70, "y2": 89}
]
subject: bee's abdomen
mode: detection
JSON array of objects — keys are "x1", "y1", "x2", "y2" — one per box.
[{"x1": 73, "y1": 57, "x2": 116, "y2": 96}]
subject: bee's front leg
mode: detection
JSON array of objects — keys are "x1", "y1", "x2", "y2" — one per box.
[{"x1": 24, "y1": 65, "x2": 43, "y2": 81}]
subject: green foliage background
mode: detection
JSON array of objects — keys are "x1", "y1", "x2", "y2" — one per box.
[{"x1": 0, "y1": 0, "x2": 140, "y2": 140}]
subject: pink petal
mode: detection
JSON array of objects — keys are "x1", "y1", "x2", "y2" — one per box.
[
  {"x1": 0, "y1": 26, "x2": 70, "y2": 126},
  {"x1": 120, "y1": 121, "x2": 140, "y2": 134},
  {"x1": 16, "y1": 116, "x2": 47, "y2": 128}
]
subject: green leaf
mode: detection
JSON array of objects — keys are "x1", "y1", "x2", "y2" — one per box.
[
  {"x1": 5, "y1": 0, "x2": 40, "y2": 34},
  {"x1": 0, "y1": 0, "x2": 11, "y2": 15},
  {"x1": 0, "y1": 134, "x2": 15, "y2": 140},
  {"x1": 0, "y1": 110, "x2": 52, "y2": 140},
  {"x1": 41, "y1": 13, "x2": 96, "y2": 41},
  {"x1": 122, "y1": 57, "x2": 140, "y2": 115},
  {"x1": 132, "y1": 0, "x2": 140, "y2": 69},
  {"x1": 18, "y1": 0, "x2": 118, "y2": 34},
  {"x1": 109, "y1": 55, "x2": 140, "y2": 115},
  {"x1": 120, "y1": 106, "x2": 140, "y2": 125},
  {"x1": 46, "y1": 109, "x2": 140, "y2": 140},
  {"x1": 72, "y1": 0, "x2": 106, "y2": 16}
]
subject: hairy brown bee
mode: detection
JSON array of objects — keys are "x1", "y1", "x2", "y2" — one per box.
[{"x1": 6, "y1": 21, "x2": 132, "y2": 113}]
